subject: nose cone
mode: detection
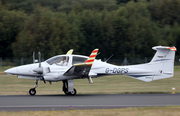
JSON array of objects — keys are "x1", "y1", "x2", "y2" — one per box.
[
  {"x1": 4, "y1": 67, "x2": 17, "y2": 75},
  {"x1": 4, "y1": 64, "x2": 33, "y2": 76}
]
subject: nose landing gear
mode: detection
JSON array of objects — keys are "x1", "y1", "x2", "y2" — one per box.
[
  {"x1": 29, "y1": 80, "x2": 38, "y2": 96},
  {"x1": 29, "y1": 88, "x2": 36, "y2": 96}
]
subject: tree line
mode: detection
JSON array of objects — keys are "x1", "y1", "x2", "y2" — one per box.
[{"x1": 0, "y1": 0, "x2": 180, "y2": 60}]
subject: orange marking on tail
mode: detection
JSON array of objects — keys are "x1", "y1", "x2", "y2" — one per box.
[{"x1": 168, "y1": 47, "x2": 177, "y2": 51}]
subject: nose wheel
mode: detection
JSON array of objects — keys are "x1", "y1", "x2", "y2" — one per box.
[
  {"x1": 29, "y1": 88, "x2": 36, "y2": 96},
  {"x1": 29, "y1": 80, "x2": 38, "y2": 96}
]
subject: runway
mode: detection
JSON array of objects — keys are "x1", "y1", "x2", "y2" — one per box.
[{"x1": 0, "y1": 94, "x2": 180, "y2": 111}]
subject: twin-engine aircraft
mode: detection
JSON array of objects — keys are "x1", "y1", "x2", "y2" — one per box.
[{"x1": 4, "y1": 46, "x2": 176, "y2": 96}]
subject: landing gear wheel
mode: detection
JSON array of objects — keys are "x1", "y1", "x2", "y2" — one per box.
[
  {"x1": 64, "y1": 89, "x2": 70, "y2": 95},
  {"x1": 29, "y1": 88, "x2": 36, "y2": 96},
  {"x1": 69, "y1": 88, "x2": 76, "y2": 96},
  {"x1": 64, "y1": 88, "x2": 77, "y2": 96}
]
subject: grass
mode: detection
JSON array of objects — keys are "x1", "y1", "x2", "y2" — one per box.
[
  {"x1": 0, "y1": 66, "x2": 11, "y2": 72},
  {"x1": 0, "y1": 66, "x2": 180, "y2": 95},
  {"x1": 1, "y1": 106, "x2": 180, "y2": 116},
  {"x1": 1, "y1": 66, "x2": 180, "y2": 115}
]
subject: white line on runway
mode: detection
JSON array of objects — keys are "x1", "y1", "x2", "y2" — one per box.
[{"x1": 0, "y1": 105, "x2": 177, "y2": 108}]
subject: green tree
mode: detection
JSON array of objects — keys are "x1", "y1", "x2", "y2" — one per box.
[
  {"x1": 12, "y1": 6, "x2": 57, "y2": 58},
  {"x1": 121, "y1": 1, "x2": 158, "y2": 58},
  {"x1": 0, "y1": 8, "x2": 27, "y2": 58},
  {"x1": 12, "y1": 5, "x2": 85, "y2": 58},
  {"x1": 148, "y1": 0, "x2": 180, "y2": 26}
]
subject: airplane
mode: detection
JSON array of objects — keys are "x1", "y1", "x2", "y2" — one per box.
[{"x1": 4, "y1": 46, "x2": 176, "y2": 96}]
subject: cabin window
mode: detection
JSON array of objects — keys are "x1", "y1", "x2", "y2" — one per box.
[{"x1": 72, "y1": 56, "x2": 87, "y2": 65}]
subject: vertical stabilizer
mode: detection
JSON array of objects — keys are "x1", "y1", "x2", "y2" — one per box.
[
  {"x1": 148, "y1": 46, "x2": 176, "y2": 81},
  {"x1": 125, "y1": 46, "x2": 177, "y2": 82}
]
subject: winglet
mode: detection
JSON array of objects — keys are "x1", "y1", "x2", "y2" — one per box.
[
  {"x1": 66, "y1": 49, "x2": 73, "y2": 55},
  {"x1": 84, "y1": 49, "x2": 99, "y2": 65}
]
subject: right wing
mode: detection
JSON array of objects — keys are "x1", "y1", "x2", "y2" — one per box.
[
  {"x1": 66, "y1": 49, "x2": 73, "y2": 55},
  {"x1": 59, "y1": 49, "x2": 73, "y2": 64},
  {"x1": 63, "y1": 49, "x2": 99, "y2": 78}
]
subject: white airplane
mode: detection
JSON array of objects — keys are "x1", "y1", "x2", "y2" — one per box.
[{"x1": 4, "y1": 46, "x2": 176, "y2": 96}]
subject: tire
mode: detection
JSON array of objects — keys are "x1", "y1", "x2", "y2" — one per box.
[
  {"x1": 29, "y1": 88, "x2": 36, "y2": 96},
  {"x1": 69, "y1": 88, "x2": 77, "y2": 96},
  {"x1": 64, "y1": 88, "x2": 77, "y2": 96},
  {"x1": 64, "y1": 88, "x2": 70, "y2": 95}
]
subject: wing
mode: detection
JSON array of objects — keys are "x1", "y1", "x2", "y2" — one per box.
[
  {"x1": 63, "y1": 49, "x2": 99, "y2": 78},
  {"x1": 66, "y1": 49, "x2": 73, "y2": 55}
]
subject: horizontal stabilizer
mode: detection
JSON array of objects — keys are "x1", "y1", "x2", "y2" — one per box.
[{"x1": 151, "y1": 46, "x2": 176, "y2": 62}]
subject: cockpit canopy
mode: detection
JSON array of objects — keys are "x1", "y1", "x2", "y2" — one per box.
[
  {"x1": 46, "y1": 56, "x2": 69, "y2": 66},
  {"x1": 46, "y1": 55, "x2": 88, "y2": 66}
]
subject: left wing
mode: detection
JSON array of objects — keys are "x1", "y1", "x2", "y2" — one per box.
[{"x1": 63, "y1": 49, "x2": 98, "y2": 78}]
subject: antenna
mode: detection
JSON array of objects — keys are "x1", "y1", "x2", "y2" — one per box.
[
  {"x1": 105, "y1": 54, "x2": 114, "y2": 63},
  {"x1": 97, "y1": 52, "x2": 100, "y2": 56}
]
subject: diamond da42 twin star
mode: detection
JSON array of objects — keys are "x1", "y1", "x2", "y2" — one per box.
[{"x1": 4, "y1": 46, "x2": 176, "y2": 96}]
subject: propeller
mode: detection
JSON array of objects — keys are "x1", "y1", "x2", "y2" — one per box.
[
  {"x1": 33, "y1": 52, "x2": 43, "y2": 74},
  {"x1": 33, "y1": 52, "x2": 46, "y2": 83}
]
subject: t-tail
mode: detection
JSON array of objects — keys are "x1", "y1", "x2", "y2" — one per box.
[{"x1": 125, "y1": 46, "x2": 177, "y2": 82}]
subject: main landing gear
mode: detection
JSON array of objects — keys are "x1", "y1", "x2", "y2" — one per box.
[
  {"x1": 63, "y1": 80, "x2": 77, "y2": 96},
  {"x1": 29, "y1": 80, "x2": 38, "y2": 96},
  {"x1": 28, "y1": 79, "x2": 77, "y2": 96}
]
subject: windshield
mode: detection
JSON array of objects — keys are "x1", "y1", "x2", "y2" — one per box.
[{"x1": 46, "y1": 56, "x2": 69, "y2": 66}]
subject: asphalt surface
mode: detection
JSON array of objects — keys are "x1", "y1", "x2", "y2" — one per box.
[{"x1": 0, "y1": 94, "x2": 180, "y2": 111}]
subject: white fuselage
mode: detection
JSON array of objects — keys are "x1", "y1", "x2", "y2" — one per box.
[{"x1": 5, "y1": 48, "x2": 175, "y2": 83}]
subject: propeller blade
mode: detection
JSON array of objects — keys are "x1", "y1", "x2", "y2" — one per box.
[
  {"x1": 33, "y1": 51, "x2": 48, "y2": 84},
  {"x1": 38, "y1": 52, "x2": 41, "y2": 67},
  {"x1": 33, "y1": 52, "x2": 35, "y2": 64}
]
